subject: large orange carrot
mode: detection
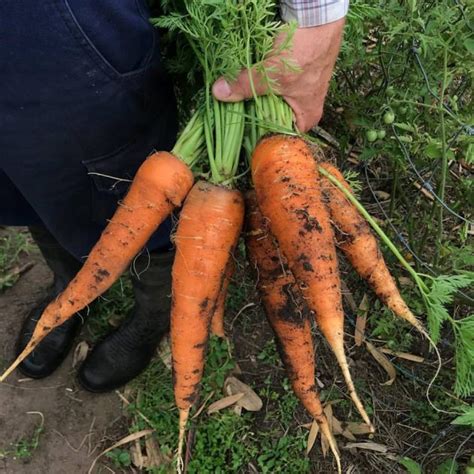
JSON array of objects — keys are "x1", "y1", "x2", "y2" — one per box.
[
  {"x1": 1, "y1": 152, "x2": 194, "y2": 382},
  {"x1": 245, "y1": 190, "x2": 341, "y2": 472},
  {"x1": 210, "y1": 258, "x2": 235, "y2": 338},
  {"x1": 251, "y1": 135, "x2": 373, "y2": 431},
  {"x1": 319, "y1": 162, "x2": 424, "y2": 333},
  {"x1": 171, "y1": 180, "x2": 244, "y2": 458}
]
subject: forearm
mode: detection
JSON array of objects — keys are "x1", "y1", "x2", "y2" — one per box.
[{"x1": 280, "y1": 0, "x2": 349, "y2": 27}]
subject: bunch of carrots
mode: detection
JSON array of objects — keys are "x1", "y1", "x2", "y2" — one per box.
[{"x1": 1, "y1": 1, "x2": 431, "y2": 472}]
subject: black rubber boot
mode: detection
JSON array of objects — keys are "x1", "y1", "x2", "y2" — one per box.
[
  {"x1": 77, "y1": 250, "x2": 173, "y2": 393},
  {"x1": 16, "y1": 226, "x2": 83, "y2": 378}
]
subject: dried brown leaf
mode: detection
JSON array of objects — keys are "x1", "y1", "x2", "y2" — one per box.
[
  {"x1": 224, "y1": 377, "x2": 263, "y2": 412},
  {"x1": 144, "y1": 436, "x2": 164, "y2": 468},
  {"x1": 330, "y1": 411, "x2": 357, "y2": 441},
  {"x1": 330, "y1": 414, "x2": 343, "y2": 436},
  {"x1": 232, "y1": 363, "x2": 243, "y2": 375},
  {"x1": 72, "y1": 341, "x2": 90, "y2": 369},
  {"x1": 324, "y1": 404, "x2": 334, "y2": 432},
  {"x1": 207, "y1": 393, "x2": 245, "y2": 414},
  {"x1": 355, "y1": 294, "x2": 369, "y2": 346},
  {"x1": 398, "y1": 277, "x2": 414, "y2": 288},
  {"x1": 341, "y1": 429, "x2": 357, "y2": 441},
  {"x1": 380, "y1": 348, "x2": 424, "y2": 363},
  {"x1": 344, "y1": 422, "x2": 373, "y2": 435},
  {"x1": 344, "y1": 442, "x2": 388, "y2": 453},
  {"x1": 365, "y1": 341, "x2": 396, "y2": 385},
  {"x1": 131, "y1": 439, "x2": 144, "y2": 469},
  {"x1": 306, "y1": 421, "x2": 320, "y2": 454},
  {"x1": 157, "y1": 336, "x2": 172, "y2": 370},
  {"x1": 88, "y1": 429, "x2": 154, "y2": 474}
]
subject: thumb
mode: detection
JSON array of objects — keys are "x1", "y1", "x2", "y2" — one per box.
[{"x1": 212, "y1": 69, "x2": 268, "y2": 102}]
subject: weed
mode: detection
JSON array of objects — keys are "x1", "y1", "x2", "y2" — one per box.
[
  {"x1": 0, "y1": 416, "x2": 44, "y2": 461},
  {"x1": 84, "y1": 276, "x2": 133, "y2": 342},
  {"x1": 0, "y1": 230, "x2": 33, "y2": 291},
  {"x1": 106, "y1": 448, "x2": 132, "y2": 468}
]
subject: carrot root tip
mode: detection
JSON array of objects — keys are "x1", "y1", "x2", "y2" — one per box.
[
  {"x1": 320, "y1": 422, "x2": 342, "y2": 474},
  {"x1": 176, "y1": 408, "x2": 190, "y2": 474},
  {"x1": 336, "y1": 355, "x2": 374, "y2": 431},
  {"x1": 0, "y1": 340, "x2": 36, "y2": 382}
]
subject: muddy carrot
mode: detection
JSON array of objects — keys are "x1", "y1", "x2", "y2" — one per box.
[
  {"x1": 211, "y1": 258, "x2": 235, "y2": 338},
  {"x1": 245, "y1": 190, "x2": 341, "y2": 472},
  {"x1": 0, "y1": 110, "x2": 206, "y2": 382},
  {"x1": 171, "y1": 180, "x2": 244, "y2": 461},
  {"x1": 319, "y1": 162, "x2": 424, "y2": 334},
  {"x1": 251, "y1": 134, "x2": 373, "y2": 431}
]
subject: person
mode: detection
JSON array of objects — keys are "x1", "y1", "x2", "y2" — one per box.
[{"x1": 0, "y1": 0, "x2": 347, "y2": 392}]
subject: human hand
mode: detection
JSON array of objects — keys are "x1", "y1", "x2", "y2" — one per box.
[{"x1": 212, "y1": 18, "x2": 345, "y2": 132}]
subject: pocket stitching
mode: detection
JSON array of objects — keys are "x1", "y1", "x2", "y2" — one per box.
[
  {"x1": 60, "y1": 0, "x2": 156, "y2": 81},
  {"x1": 82, "y1": 141, "x2": 137, "y2": 195}
]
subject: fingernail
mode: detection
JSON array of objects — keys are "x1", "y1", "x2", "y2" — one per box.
[{"x1": 213, "y1": 79, "x2": 232, "y2": 99}]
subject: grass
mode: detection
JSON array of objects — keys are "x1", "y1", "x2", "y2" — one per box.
[
  {"x1": 0, "y1": 414, "x2": 44, "y2": 461},
  {"x1": 84, "y1": 276, "x2": 133, "y2": 342},
  {"x1": 125, "y1": 334, "x2": 314, "y2": 473},
  {"x1": 0, "y1": 229, "x2": 33, "y2": 292}
]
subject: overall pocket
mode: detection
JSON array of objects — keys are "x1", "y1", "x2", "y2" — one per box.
[
  {"x1": 58, "y1": 0, "x2": 157, "y2": 82},
  {"x1": 82, "y1": 139, "x2": 148, "y2": 224}
]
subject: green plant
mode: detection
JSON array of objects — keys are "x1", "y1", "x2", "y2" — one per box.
[
  {"x1": 321, "y1": 167, "x2": 474, "y2": 396},
  {"x1": 106, "y1": 448, "x2": 132, "y2": 468},
  {"x1": 0, "y1": 231, "x2": 32, "y2": 291},
  {"x1": 85, "y1": 276, "x2": 133, "y2": 342},
  {"x1": 0, "y1": 416, "x2": 44, "y2": 461}
]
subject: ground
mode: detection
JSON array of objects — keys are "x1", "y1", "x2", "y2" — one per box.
[
  {"x1": 0, "y1": 231, "x2": 126, "y2": 474},
  {"x1": 1, "y1": 229, "x2": 471, "y2": 474}
]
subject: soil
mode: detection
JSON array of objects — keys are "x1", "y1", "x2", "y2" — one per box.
[
  {"x1": 1, "y1": 232, "x2": 471, "y2": 473},
  {"x1": 0, "y1": 245, "x2": 127, "y2": 474},
  {"x1": 229, "y1": 262, "x2": 473, "y2": 474}
]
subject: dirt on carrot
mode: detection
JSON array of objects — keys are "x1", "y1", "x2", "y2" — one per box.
[
  {"x1": 251, "y1": 135, "x2": 373, "y2": 431},
  {"x1": 319, "y1": 162, "x2": 424, "y2": 334},
  {"x1": 245, "y1": 190, "x2": 341, "y2": 472},
  {"x1": 170, "y1": 180, "x2": 244, "y2": 462}
]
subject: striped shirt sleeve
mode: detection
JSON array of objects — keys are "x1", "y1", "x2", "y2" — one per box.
[{"x1": 280, "y1": 0, "x2": 349, "y2": 27}]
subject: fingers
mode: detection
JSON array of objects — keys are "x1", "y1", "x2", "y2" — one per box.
[
  {"x1": 212, "y1": 68, "x2": 269, "y2": 102},
  {"x1": 285, "y1": 96, "x2": 323, "y2": 133}
]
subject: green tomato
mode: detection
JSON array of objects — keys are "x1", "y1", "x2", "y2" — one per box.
[
  {"x1": 377, "y1": 130, "x2": 386, "y2": 139},
  {"x1": 398, "y1": 106, "x2": 408, "y2": 115},
  {"x1": 386, "y1": 86, "x2": 395, "y2": 97},
  {"x1": 366, "y1": 130, "x2": 378, "y2": 142},
  {"x1": 383, "y1": 111, "x2": 395, "y2": 124}
]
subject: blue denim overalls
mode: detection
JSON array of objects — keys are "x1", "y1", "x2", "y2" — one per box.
[{"x1": 0, "y1": 0, "x2": 177, "y2": 259}]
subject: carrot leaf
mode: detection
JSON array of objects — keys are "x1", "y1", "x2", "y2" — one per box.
[
  {"x1": 451, "y1": 405, "x2": 474, "y2": 428},
  {"x1": 424, "y1": 274, "x2": 474, "y2": 345}
]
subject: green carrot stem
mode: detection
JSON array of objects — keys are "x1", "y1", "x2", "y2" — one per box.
[
  {"x1": 172, "y1": 110, "x2": 205, "y2": 167},
  {"x1": 318, "y1": 166, "x2": 429, "y2": 294}
]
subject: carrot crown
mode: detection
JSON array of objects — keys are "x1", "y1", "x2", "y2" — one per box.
[{"x1": 154, "y1": 0, "x2": 296, "y2": 186}]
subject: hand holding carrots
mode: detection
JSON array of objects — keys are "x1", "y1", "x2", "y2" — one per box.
[{"x1": 212, "y1": 19, "x2": 346, "y2": 132}]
